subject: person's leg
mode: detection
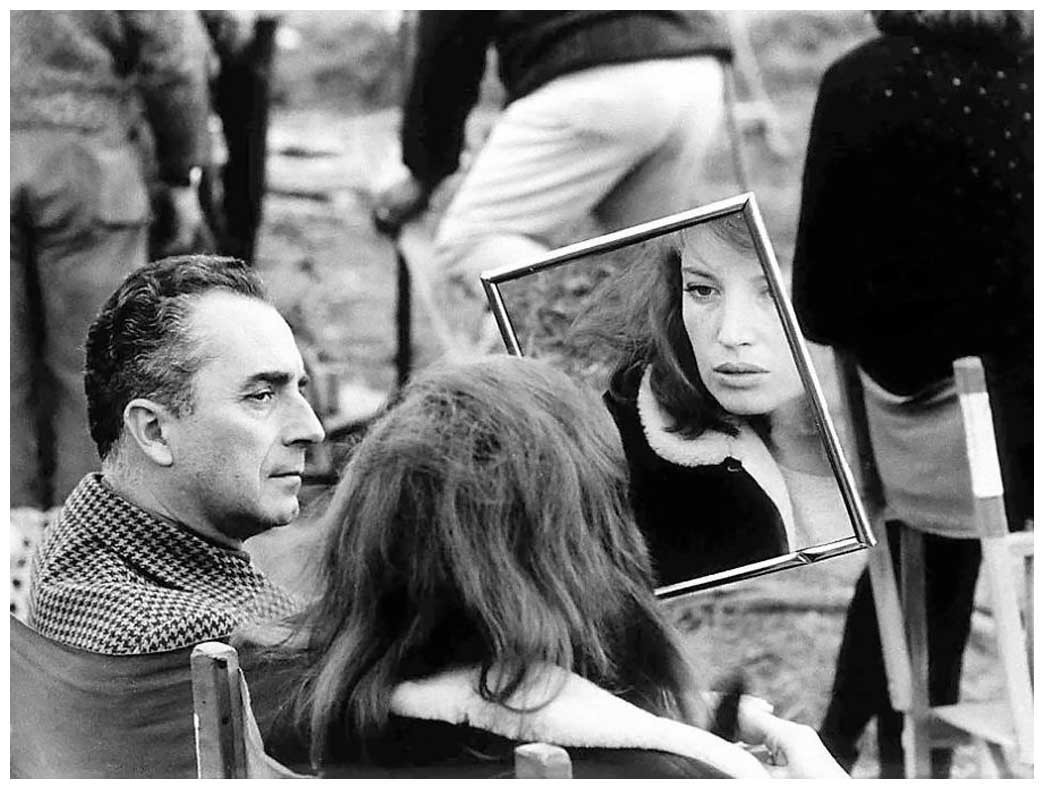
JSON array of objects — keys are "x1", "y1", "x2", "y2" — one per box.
[
  {"x1": 818, "y1": 520, "x2": 905, "y2": 776},
  {"x1": 433, "y1": 58, "x2": 726, "y2": 351},
  {"x1": 923, "y1": 532, "x2": 982, "y2": 778},
  {"x1": 983, "y1": 353, "x2": 1033, "y2": 531},
  {"x1": 594, "y1": 56, "x2": 725, "y2": 230},
  {"x1": 31, "y1": 133, "x2": 149, "y2": 503},
  {"x1": 9, "y1": 139, "x2": 47, "y2": 508},
  {"x1": 434, "y1": 59, "x2": 711, "y2": 293},
  {"x1": 875, "y1": 707, "x2": 906, "y2": 778},
  {"x1": 864, "y1": 528, "x2": 981, "y2": 779},
  {"x1": 818, "y1": 568, "x2": 890, "y2": 772},
  {"x1": 434, "y1": 232, "x2": 548, "y2": 356}
]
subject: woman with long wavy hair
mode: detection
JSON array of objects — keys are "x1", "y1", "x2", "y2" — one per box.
[
  {"x1": 575, "y1": 212, "x2": 811, "y2": 588},
  {"x1": 236, "y1": 355, "x2": 844, "y2": 779}
]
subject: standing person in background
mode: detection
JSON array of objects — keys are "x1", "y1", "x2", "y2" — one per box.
[
  {"x1": 11, "y1": 11, "x2": 211, "y2": 509},
  {"x1": 791, "y1": 10, "x2": 1032, "y2": 778},
  {"x1": 374, "y1": 11, "x2": 732, "y2": 349},
  {"x1": 195, "y1": 10, "x2": 278, "y2": 264}
]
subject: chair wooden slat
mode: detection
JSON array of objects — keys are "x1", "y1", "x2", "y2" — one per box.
[
  {"x1": 191, "y1": 642, "x2": 248, "y2": 778},
  {"x1": 834, "y1": 350, "x2": 912, "y2": 714},
  {"x1": 932, "y1": 701, "x2": 1017, "y2": 749},
  {"x1": 953, "y1": 357, "x2": 1034, "y2": 766},
  {"x1": 514, "y1": 743, "x2": 573, "y2": 778},
  {"x1": 1006, "y1": 529, "x2": 1034, "y2": 558},
  {"x1": 900, "y1": 527, "x2": 932, "y2": 777}
]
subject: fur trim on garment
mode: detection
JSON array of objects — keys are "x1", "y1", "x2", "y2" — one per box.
[
  {"x1": 389, "y1": 663, "x2": 769, "y2": 778},
  {"x1": 635, "y1": 369, "x2": 796, "y2": 546}
]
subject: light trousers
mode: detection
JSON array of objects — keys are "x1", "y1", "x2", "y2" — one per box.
[{"x1": 435, "y1": 55, "x2": 726, "y2": 298}]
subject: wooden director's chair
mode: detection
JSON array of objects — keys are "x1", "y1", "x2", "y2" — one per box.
[
  {"x1": 835, "y1": 353, "x2": 1034, "y2": 778},
  {"x1": 191, "y1": 641, "x2": 574, "y2": 779}
]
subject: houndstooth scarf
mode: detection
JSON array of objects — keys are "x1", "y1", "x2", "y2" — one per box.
[{"x1": 28, "y1": 474, "x2": 298, "y2": 655}]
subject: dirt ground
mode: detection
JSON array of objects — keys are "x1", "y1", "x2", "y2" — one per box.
[{"x1": 243, "y1": 99, "x2": 1011, "y2": 778}]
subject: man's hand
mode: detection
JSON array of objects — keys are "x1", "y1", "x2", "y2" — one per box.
[
  {"x1": 372, "y1": 174, "x2": 432, "y2": 236},
  {"x1": 153, "y1": 184, "x2": 212, "y2": 257}
]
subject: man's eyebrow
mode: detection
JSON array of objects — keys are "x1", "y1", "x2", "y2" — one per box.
[{"x1": 242, "y1": 371, "x2": 305, "y2": 388}]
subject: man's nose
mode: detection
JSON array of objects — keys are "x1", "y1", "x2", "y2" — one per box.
[{"x1": 285, "y1": 392, "x2": 326, "y2": 446}]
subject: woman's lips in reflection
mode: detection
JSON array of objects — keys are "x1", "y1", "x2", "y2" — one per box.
[
  {"x1": 713, "y1": 361, "x2": 769, "y2": 374},
  {"x1": 712, "y1": 361, "x2": 770, "y2": 388}
]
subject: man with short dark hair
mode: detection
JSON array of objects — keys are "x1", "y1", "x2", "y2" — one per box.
[{"x1": 28, "y1": 255, "x2": 325, "y2": 654}]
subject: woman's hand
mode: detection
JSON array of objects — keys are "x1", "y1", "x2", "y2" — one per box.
[{"x1": 738, "y1": 704, "x2": 849, "y2": 779}]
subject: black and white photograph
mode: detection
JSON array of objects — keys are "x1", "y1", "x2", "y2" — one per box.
[{"x1": 10, "y1": 8, "x2": 1033, "y2": 780}]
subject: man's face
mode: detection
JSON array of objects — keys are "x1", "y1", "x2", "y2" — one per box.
[
  {"x1": 164, "y1": 292, "x2": 325, "y2": 542},
  {"x1": 679, "y1": 226, "x2": 803, "y2": 416}
]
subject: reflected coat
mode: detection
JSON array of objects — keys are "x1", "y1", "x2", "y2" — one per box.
[{"x1": 604, "y1": 364, "x2": 792, "y2": 587}]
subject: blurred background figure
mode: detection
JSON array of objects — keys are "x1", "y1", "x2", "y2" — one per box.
[
  {"x1": 135, "y1": 10, "x2": 280, "y2": 265},
  {"x1": 195, "y1": 10, "x2": 280, "y2": 265},
  {"x1": 790, "y1": 9, "x2": 1033, "y2": 778},
  {"x1": 373, "y1": 11, "x2": 733, "y2": 348},
  {"x1": 11, "y1": 10, "x2": 210, "y2": 509}
]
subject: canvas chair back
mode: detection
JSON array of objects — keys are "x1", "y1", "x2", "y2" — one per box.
[{"x1": 10, "y1": 615, "x2": 199, "y2": 778}]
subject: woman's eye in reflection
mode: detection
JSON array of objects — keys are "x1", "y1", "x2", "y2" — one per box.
[{"x1": 684, "y1": 282, "x2": 719, "y2": 300}]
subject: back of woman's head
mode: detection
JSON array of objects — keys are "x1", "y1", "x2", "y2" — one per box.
[{"x1": 294, "y1": 356, "x2": 695, "y2": 763}]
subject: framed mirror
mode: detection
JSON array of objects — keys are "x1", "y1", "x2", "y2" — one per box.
[{"x1": 481, "y1": 193, "x2": 874, "y2": 599}]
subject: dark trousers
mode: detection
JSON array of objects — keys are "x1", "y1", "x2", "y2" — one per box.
[{"x1": 819, "y1": 520, "x2": 982, "y2": 778}]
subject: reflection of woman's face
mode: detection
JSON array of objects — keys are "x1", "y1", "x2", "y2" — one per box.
[{"x1": 679, "y1": 226, "x2": 803, "y2": 416}]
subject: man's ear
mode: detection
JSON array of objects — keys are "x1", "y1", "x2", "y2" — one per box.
[{"x1": 123, "y1": 398, "x2": 175, "y2": 467}]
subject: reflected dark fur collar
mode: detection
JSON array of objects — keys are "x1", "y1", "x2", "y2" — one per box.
[{"x1": 636, "y1": 368, "x2": 796, "y2": 541}]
